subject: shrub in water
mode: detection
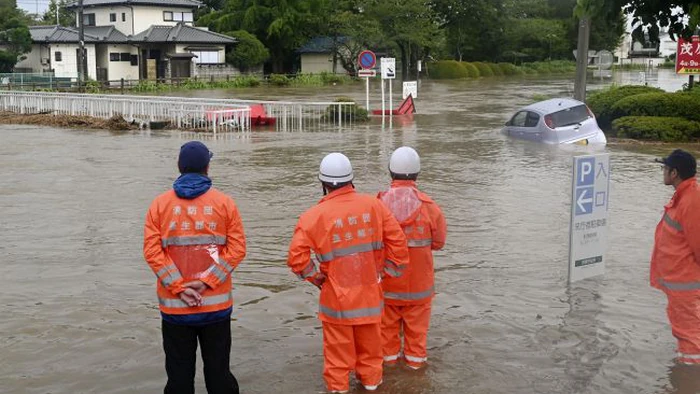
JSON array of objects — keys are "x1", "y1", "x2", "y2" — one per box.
[
  {"x1": 497, "y1": 63, "x2": 523, "y2": 76},
  {"x1": 486, "y1": 63, "x2": 503, "y2": 76},
  {"x1": 461, "y1": 62, "x2": 480, "y2": 78},
  {"x1": 269, "y1": 74, "x2": 291, "y2": 86},
  {"x1": 612, "y1": 116, "x2": 700, "y2": 141},
  {"x1": 611, "y1": 92, "x2": 700, "y2": 123},
  {"x1": 472, "y1": 62, "x2": 494, "y2": 77},
  {"x1": 428, "y1": 60, "x2": 468, "y2": 79},
  {"x1": 324, "y1": 97, "x2": 369, "y2": 122},
  {"x1": 586, "y1": 85, "x2": 663, "y2": 130}
]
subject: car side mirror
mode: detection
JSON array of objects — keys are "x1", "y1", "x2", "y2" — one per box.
[{"x1": 505, "y1": 121, "x2": 511, "y2": 126}]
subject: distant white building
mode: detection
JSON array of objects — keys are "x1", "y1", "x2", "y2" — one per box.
[
  {"x1": 615, "y1": 18, "x2": 678, "y2": 66},
  {"x1": 14, "y1": 0, "x2": 238, "y2": 82}
]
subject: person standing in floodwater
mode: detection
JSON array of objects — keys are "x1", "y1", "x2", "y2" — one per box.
[
  {"x1": 143, "y1": 141, "x2": 246, "y2": 394},
  {"x1": 287, "y1": 152, "x2": 409, "y2": 393},
  {"x1": 650, "y1": 149, "x2": 700, "y2": 365},
  {"x1": 377, "y1": 147, "x2": 447, "y2": 370}
]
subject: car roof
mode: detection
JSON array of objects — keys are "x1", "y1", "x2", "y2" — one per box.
[{"x1": 522, "y1": 98, "x2": 585, "y2": 114}]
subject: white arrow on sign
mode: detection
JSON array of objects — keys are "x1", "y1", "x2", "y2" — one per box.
[{"x1": 577, "y1": 188, "x2": 593, "y2": 213}]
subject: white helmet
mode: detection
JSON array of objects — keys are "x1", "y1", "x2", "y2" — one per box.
[
  {"x1": 319, "y1": 152, "x2": 354, "y2": 185},
  {"x1": 389, "y1": 146, "x2": 420, "y2": 176}
]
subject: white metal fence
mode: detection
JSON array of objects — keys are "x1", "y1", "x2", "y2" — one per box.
[
  {"x1": 0, "y1": 91, "x2": 359, "y2": 132},
  {"x1": 0, "y1": 91, "x2": 251, "y2": 132}
]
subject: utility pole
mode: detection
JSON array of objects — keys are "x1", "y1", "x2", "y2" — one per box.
[
  {"x1": 56, "y1": 2, "x2": 59, "y2": 25},
  {"x1": 573, "y1": 16, "x2": 591, "y2": 101},
  {"x1": 78, "y1": 0, "x2": 85, "y2": 90}
]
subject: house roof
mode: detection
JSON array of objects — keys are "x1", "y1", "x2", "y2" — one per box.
[
  {"x1": 131, "y1": 24, "x2": 236, "y2": 44},
  {"x1": 28, "y1": 24, "x2": 235, "y2": 45},
  {"x1": 297, "y1": 36, "x2": 348, "y2": 54},
  {"x1": 29, "y1": 26, "x2": 100, "y2": 43},
  {"x1": 66, "y1": 0, "x2": 201, "y2": 10}
]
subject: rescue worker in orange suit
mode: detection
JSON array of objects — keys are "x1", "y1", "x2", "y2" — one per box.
[
  {"x1": 144, "y1": 141, "x2": 246, "y2": 394},
  {"x1": 378, "y1": 146, "x2": 447, "y2": 370},
  {"x1": 650, "y1": 149, "x2": 700, "y2": 366},
  {"x1": 287, "y1": 152, "x2": 409, "y2": 393}
]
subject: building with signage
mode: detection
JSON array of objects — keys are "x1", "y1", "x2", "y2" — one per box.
[{"x1": 14, "y1": 0, "x2": 238, "y2": 83}]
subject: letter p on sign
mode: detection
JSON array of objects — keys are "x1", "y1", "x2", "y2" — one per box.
[{"x1": 577, "y1": 158, "x2": 595, "y2": 187}]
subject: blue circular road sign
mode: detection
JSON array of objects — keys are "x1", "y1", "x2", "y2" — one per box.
[{"x1": 359, "y1": 50, "x2": 376, "y2": 70}]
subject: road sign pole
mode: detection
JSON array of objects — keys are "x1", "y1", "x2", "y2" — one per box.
[
  {"x1": 389, "y1": 79, "x2": 393, "y2": 117},
  {"x1": 365, "y1": 77, "x2": 369, "y2": 112},
  {"x1": 381, "y1": 79, "x2": 385, "y2": 118}
]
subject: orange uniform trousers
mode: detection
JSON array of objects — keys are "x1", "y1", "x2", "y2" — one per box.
[
  {"x1": 381, "y1": 302, "x2": 432, "y2": 368},
  {"x1": 322, "y1": 322, "x2": 383, "y2": 391},
  {"x1": 666, "y1": 292, "x2": 700, "y2": 364}
]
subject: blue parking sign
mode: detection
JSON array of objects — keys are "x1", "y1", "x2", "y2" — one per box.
[{"x1": 576, "y1": 158, "x2": 595, "y2": 187}]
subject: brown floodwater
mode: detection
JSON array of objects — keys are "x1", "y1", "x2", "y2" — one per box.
[{"x1": 1, "y1": 74, "x2": 699, "y2": 394}]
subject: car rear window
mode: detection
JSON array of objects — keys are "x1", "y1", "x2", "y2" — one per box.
[{"x1": 549, "y1": 105, "x2": 590, "y2": 128}]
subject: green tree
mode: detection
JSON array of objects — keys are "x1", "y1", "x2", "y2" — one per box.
[
  {"x1": 0, "y1": 0, "x2": 33, "y2": 73},
  {"x1": 42, "y1": 0, "x2": 76, "y2": 27},
  {"x1": 623, "y1": 1, "x2": 700, "y2": 41},
  {"x1": 198, "y1": 0, "x2": 328, "y2": 73},
  {"x1": 364, "y1": 0, "x2": 442, "y2": 79},
  {"x1": 433, "y1": 0, "x2": 507, "y2": 62},
  {"x1": 225, "y1": 30, "x2": 269, "y2": 72},
  {"x1": 321, "y1": 9, "x2": 385, "y2": 74}
]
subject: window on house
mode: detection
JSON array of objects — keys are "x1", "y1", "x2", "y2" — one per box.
[
  {"x1": 170, "y1": 12, "x2": 193, "y2": 22},
  {"x1": 54, "y1": 51, "x2": 62, "y2": 62},
  {"x1": 110, "y1": 13, "x2": 116, "y2": 22},
  {"x1": 130, "y1": 55, "x2": 138, "y2": 66},
  {"x1": 121, "y1": 12, "x2": 126, "y2": 22},
  {"x1": 191, "y1": 51, "x2": 219, "y2": 64},
  {"x1": 83, "y1": 13, "x2": 96, "y2": 26},
  {"x1": 109, "y1": 53, "x2": 120, "y2": 61},
  {"x1": 163, "y1": 11, "x2": 173, "y2": 21},
  {"x1": 120, "y1": 53, "x2": 130, "y2": 61}
]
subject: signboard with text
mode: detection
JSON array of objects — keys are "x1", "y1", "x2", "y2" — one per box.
[
  {"x1": 403, "y1": 81, "x2": 417, "y2": 99},
  {"x1": 569, "y1": 154, "x2": 610, "y2": 283},
  {"x1": 381, "y1": 57, "x2": 396, "y2": 79},
  {"x1": 676, "y1": 35, "x2": 700, "y2": 74}
]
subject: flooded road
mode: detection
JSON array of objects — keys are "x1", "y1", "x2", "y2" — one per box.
[{"x1": 2, "y1": 74, "x2": 700, "y2": 394}]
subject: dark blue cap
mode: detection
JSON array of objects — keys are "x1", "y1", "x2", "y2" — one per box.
[
  {"x1": 178, "y1": 141, "x2": 213, "y2": 173},
  {"x1": 656, "y1": 149, "x2": 696, "y2": 180}
]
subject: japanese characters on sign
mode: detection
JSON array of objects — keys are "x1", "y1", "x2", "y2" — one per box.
[
  {"x1": 676, "y1": 35, "x2": 700, "y2": 74},
  {"x1": 569, "y1": 154, "x2": 610, "y2": 283}
]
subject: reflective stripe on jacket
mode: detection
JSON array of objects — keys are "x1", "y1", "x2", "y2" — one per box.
[
  {"x1": 650, "y1": 177, "x2": 700, "y2": 293},
  {"x1": 287, "y1": 185, "x2": 409, "y2": 325},
  {"x1": 144, "y1": 188, "x2": 246, "y2": 315},
  {"x1": 378, "y1": 180, "x2": 447, "y2": 305}
]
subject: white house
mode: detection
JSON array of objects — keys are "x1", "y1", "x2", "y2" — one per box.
[{"x1": 14, "y1": 0, "x2": 237, "y2": 82}]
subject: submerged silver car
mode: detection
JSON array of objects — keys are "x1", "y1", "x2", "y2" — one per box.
[{"x1": 502, "y1": 98, "x2": 607, "y2": 145}]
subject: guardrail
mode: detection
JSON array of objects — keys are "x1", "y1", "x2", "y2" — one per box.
[
  {"x1": 0, "y1": 91, "x2": 251, "y2": 133},
  {"x1": 0, "y1": 91, "x2": 359, "y2": 132}
]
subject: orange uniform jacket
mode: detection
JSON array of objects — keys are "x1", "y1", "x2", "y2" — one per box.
[
  {"x1": 650, "y1": 177, "x2": 700, "y2": 293},
  {"x1": 144, "y1": 188, "x2": 246, "y2": 315},
  {"x1": 288, "y1": 186, "x2": 410, "y2": 325},
  {"x1": 378, "y1": 180, "x2": 447, "y2": 305}
]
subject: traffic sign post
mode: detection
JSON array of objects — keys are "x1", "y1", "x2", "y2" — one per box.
[
  {"x1": 358, "y1": 50, "x2": 377, "y2": 113},
  {"x1": 568, "y1": 154, "x2": 610, "y2": 283},
  {"x1": 380, "y1": 58, "x2": 396, "y2": 117}
]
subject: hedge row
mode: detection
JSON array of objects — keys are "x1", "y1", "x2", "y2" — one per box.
[
  {"x1": 428, "y1": 60, "x2": 573, "y2": 80},
  {"x1": 611, "y1": 92, "x2": 700, "y2": 123},
  {"x1": 586, "y1": 85, "x2": 663, "y2": 129},
  {"x1": 587, "y1": 85, "x2": 700, "y2": 141},
  {"x1": 613, "y1": 116, "x2": 700, "y2": 142}
]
